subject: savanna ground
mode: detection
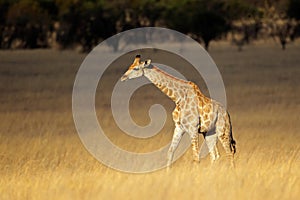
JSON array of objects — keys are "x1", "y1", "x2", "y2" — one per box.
[{"x1": 0, "y1": 41, "x2": 299, "y2": 200}]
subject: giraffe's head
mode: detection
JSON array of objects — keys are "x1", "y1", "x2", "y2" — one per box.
[{"x1": 121, "y1": 55, "x2": 151, "y2": 81}]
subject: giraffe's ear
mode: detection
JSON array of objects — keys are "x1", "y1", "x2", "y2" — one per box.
[
  {"x1": 134, "y1": 55, "x2": 141, "y2": 63},
  {"x1": 144, "y1": 59, "x2": 151, "y2": 67}
]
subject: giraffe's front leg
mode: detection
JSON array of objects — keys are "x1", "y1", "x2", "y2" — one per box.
[
  {"x1": 205, "y1": 133, "x2": 219, "y2": 163},
  {"x1": 167, "y1": 125, "x2": 184, "y2": 168}
]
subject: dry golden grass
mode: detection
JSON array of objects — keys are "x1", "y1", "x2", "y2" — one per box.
[{"x1": 0, "y1": 42, "x2": 299, "y2": 200}]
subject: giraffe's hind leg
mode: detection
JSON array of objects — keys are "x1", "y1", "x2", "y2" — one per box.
[
  {"x1": 213, "y1": 144, "x2": 220, "y2": 160},
  {"x1": 216, "y1": 114, "x2": 235, "y2": 167},
  {"x1": 191, "y1": 133, "x2": 200, "y2": 162},
  {"x1": 217, "y1": 127, "x2": 235, "y2": 167}
]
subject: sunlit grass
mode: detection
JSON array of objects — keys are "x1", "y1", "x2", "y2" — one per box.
[{"x1": 0, "y1": 43, "x2": 299, "y2": 200}]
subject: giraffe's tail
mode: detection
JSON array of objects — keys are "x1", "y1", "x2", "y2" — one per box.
[
  {"x1": 228, "y1": 112, "x2": 236, "y2": 154},
  {"x1": 230, "y1": 137, "x2": 236, "y2": 154}
]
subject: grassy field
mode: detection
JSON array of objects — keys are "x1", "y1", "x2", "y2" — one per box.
[{"x1": 0, "y1": 42, "x2": 299, "y2": 200}]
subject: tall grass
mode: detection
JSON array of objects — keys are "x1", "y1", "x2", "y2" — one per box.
[{"x1": 0, "y1": 43, "x2": 299, "y2": 200}]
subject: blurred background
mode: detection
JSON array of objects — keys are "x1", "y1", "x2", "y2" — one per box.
[
  {"x1": 1, "y1": 1, "x2": 300, "y2": 199},
  {"x1": 0, "y1": 0, "x2": 300, "y2": 52}
]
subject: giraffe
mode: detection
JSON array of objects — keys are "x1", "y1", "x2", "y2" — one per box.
[{"x1": 121, "y1": 55, "x2": 236, "y2": 167}]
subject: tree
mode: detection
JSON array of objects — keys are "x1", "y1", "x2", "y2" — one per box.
[
  {"x1": 164, "y1": 0, "x2": 229, "y2": 50},
  {"x1": 193, "y1": 11, "x2": 229, "y2": 50},
  {"x1": 5, "y1": 0, "x2": 50, "y2": 48},
  {"x1": 287, "y1": 0, "x2": 300, "y2": 20},
  {"x1": 260, "y1": 0, "x2": 299, "y2": 50}
]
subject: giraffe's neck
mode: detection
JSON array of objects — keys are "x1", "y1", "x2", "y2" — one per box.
[{"x1": 143, "y1": 65, "x2": 187, "y2": 102}]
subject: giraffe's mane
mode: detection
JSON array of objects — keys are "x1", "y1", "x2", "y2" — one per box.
[
  {"x1": 151, "y1": 65, "x2": 189, "y2": 84},
  {"x1": 150, "y1": 65, "x2": 207, "y2": 99}
]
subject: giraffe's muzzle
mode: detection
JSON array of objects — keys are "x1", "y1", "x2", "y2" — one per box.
[{"x1": 120, "y1": 75, "x2": 128, "y2": 81}]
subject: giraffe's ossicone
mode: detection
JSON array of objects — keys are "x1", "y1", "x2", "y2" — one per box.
[{"x1": 121, "y1": 55, "x2": 236, "y2": 168}]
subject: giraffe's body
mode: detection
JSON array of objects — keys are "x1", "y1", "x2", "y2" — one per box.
[{"x1": 121, "y1": 55, "x2": 236, "y2": 167}]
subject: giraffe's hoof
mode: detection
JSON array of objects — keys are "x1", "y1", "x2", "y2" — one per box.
[
  {"x1": 167, "y1": 161, "x2": 172, "y2": 168},
  {"x1": 166, "y1": 166, "x2": 171, "y2": 172},
  {"x1": 193, "y1": 156, "x2": 200, "y2": 163}
]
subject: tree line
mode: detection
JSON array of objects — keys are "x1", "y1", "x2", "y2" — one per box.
[{"x1": 0, "y1": 0, "x2": 300, "y2": 51}]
